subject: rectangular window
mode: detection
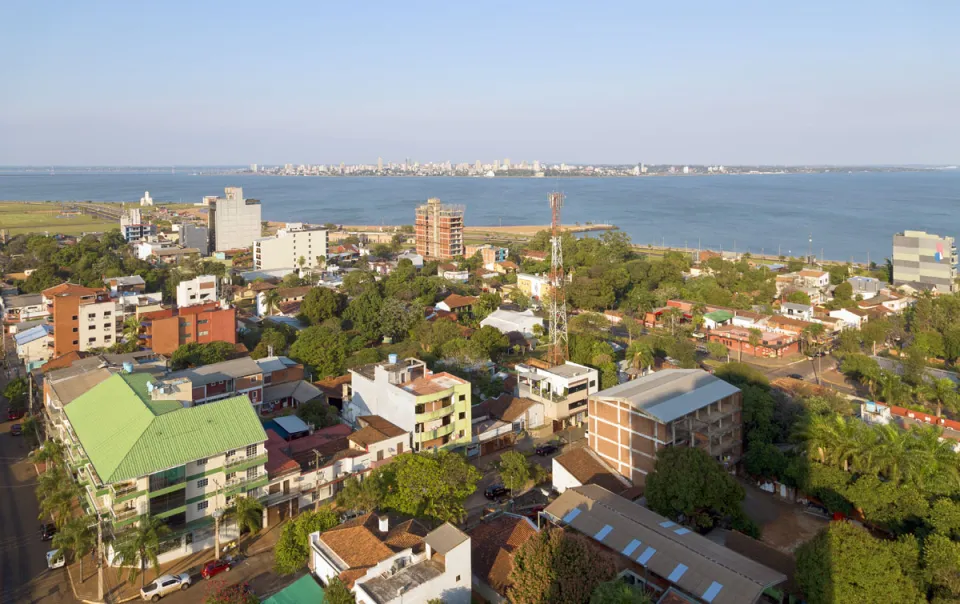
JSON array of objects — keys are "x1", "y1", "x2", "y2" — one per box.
[
  {"x1": 245, "y1": 444, "x2": 258, "y2": 457},
  {"x1": 196, "y1": 478, "x2": 208, "y2": 488},
  {"x1": 226, "y1": 472, "x2": 236, "y2": 481},
  {"x1": 88, "y1": 337, "x2": 96, "y2": 343},
  {"x1": 197, "y1": 319, "x2": 208, "y2": 325},
  {"x1": 246, "y1": 467, "x2": 259, "y2": 480},
  {"x1": 104, "y1": 311, "x2": 111, "y2": 317},
  {"x1": 459, "y1": 394, "x2": 466, "y2": 402},
  {"x1": 377, "y1": 450, "x2": 384, "y2": 461},
  {"x1": 87, "y1": 313, "x2": 96, "y2": 320},
  {"x1": 104, "y1": 335, "x2": 112, "y2": 341},
  {"x1": 103, "y1": 323, "x2": 111, "y2": 329},
  {"x1": 196, "y1": 500, "x2": 208, "y2": 511},
  {"x1": 397, "y1": 442, "x2": 404, "y2": 454},
  {"x1": 72, "y1": 315, "x2": 78, "y2": 321},
  {"x1": 199, "y1": 331, "x2": 209, "y2": 336},
  {"x1": 196, "y1": 458, "x2": 207, "y2": 466},
  {"x1": 458, "y1": 412, "x2": 465, "y2": 420},
  {"x1": 225, "y1": 450, "x2": 236, "y2": 458}
]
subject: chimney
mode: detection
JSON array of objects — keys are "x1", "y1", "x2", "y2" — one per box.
[{"x1": 378, "y1": 515, "x2": 389, "y2": 534}]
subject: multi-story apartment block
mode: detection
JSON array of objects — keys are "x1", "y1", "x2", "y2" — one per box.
[
  {"x1": 119, "y1": 207, "x2": 156, "y2": 242},
  {"x1": 164, "y1": 356, "x2": 263, "y2": 407},
  {"x1": 207, "y1": 187, "x2": 262, "y2": 252},
  {"x1": 48, "y1": 370, "x2": 267, "y2": 563},
  {"x1": 415, "y1": 198, "x2": 464, "y2": 260},
  {"x1": 254, "y1": 223, "x2": 328, "y2": 271},
  {"x1": 516, "y1": 361, "x2": 599, "y2": 430},
  {"x1": 311, "y1": 517, "x2": 471, "y2": 604},
  {"x1": 464, "y1": 244, "x2": 508, "y2": 269},
  {"x1": 138, "y1": 302, "x2": 237, "y2": 355},
  {"x1": 42, "y1": 283, "x2": 119, "y2": 356},
  {"x1": 893, "y1": 230, "x2": 958, "y2": 293},
  {"x1": 346, "y1": 356, "x2": 472, "y2": 451},
  {"x1": 516, "y1": 273, "x2": 555, "y2": 300},
  {"x1": 176, "y1": 275, "x2": 221, "y2": 308},
  {"x1": 587, "y1": 369, "x2": 742, "y2": 486},
  {"x1": 263, "y1": 416, "x2": 409, "y2": 519},
  {"x1": 179, "y1": 223, "x2": 210, "y2": 256}
]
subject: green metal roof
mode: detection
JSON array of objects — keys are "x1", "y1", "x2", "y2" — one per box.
[
  {"x1": 703, "y1": 310, "x2": 734, "y2": 322},
  {"x1": 262, "y1": 575, "x2": 325, "y2": 604},
  {"x1": 64, "y1": 373, "x2": 267, "y2": 484}
]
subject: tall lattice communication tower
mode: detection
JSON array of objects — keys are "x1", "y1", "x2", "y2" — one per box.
[{"x1": 547, "y1": 192, "x2": 569, "y2": 365}]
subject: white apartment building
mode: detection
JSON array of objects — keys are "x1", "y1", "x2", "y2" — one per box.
[
  {"x1": 311, "y1": 519, "x2": 471, "y2": 604},
  {"x1": 515, "y1": 361, "x2": 599, "y2": 430},
  {"x1": 254, "y1": 223, "x2": 328, "y2": 271},
  {"x1": 208, "y1": 187, "x2": 263, "y2": 252},
  {"x1": 176, "y1": 274, "x2": 221, "y2": 308}
]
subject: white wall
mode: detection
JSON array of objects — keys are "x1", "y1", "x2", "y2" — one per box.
[
  {"x1": 552, "y1": 457, "x2": 583, "y2": 493},
  {"x1": 78, "y1": 300, "x2": 118, "y2": 351}
]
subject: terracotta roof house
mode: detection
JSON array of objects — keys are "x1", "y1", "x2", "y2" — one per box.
[
  {"x1": 469, "y1": 514, "x2": 539, "y2": 602},
  {"x1": 552, "y1": 447, "x2": 632, "y2": 494},
  {"x1": 436, "y1": 294, "x2": 479, "y2": 313},
  {"x1": 310, "y1": 515, "x2": 472, "y2": 602}
]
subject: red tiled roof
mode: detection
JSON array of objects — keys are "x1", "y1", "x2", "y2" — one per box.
[
  {"x1": 469, "y1": 515, "x2": 539, "y2": 595},
  {"x1": 42, "y1": 283, "x2": 102, "y2": 297},
  {"x1": 475, "y1": 394, "x2": 537, "y2": 423},
  {"x1": 264, "y1": 429, "x2": 300, "y2": 477},
  {"x1": 38, "y1": 351, "x2": 89, "y2": 373},
  {"x1": 554, "y1": 447, "x2": 630, "y2": 494},
  {"x1": 440, "y1": 293, "x2": 478, "y2": 309}
]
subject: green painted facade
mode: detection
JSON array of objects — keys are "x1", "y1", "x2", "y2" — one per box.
[{"x1": 413, "y1": 381, "x2": 472, "y2": 449}]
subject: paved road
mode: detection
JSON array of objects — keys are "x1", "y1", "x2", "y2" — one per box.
[{"x1": 0, "y1": 398, "x2": 78, "y2": 604}]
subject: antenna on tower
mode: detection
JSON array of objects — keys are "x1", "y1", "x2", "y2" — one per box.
[{"x1": 547, "y1": 192, "x2": 568, "y2": 366}]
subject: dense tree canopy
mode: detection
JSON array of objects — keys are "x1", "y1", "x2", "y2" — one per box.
[
  {"x1": 289, "y1": 325, "x2": 348, "y2": 379},
  {"x1": 508, "y1": 528, "x2": 616, "y2": 604}
]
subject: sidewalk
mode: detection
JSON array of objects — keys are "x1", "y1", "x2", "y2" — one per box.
[{"x1": 68, "y1": 520, "x2": 286, "y2": 603}]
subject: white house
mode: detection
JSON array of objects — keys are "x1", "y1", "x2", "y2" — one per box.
[
  {"x1": 397, "y1": 251, "x2": 424, "y2": 269},
  {"x1": 551, "y1": 447, "x2": 631, "y2": 494},
  {"x1": 829, "y1": 308, "x2": 870, "y2": 330},
  {"x1": 311, "y1": 517, "x2": 471, "y2": 604},
  {"x1": 517, "y1": 273, "x2": 551, "y2": 299},
  {"x1": 14, "y1": 324, "x2": 53, "y2": 370},
  {"x1": 479, "y1": 308, "x2": 543, "y2": 337},
  {"x1": 515, "y1": 361, "x2": 599, "y2": 430},
  {"x1": 798, "y1": 269, "x2": 830, "y2": 289},
  {"x1": 779, "y1": 302, "x2": 813, "y2": 321},
  {"x1": 847, "y1": 276, "x2": 884, "y2": 299},
  {"x1": 176, "y1": 274, "x2": 221, "y2": 308},
  {"x1": 438, "y1": 263, "x2": 469, "y2": 282}
]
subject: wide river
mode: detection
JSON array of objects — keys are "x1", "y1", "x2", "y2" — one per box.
[{"x1": 1, "y1": 171, "x2": 958, "y2": 263}]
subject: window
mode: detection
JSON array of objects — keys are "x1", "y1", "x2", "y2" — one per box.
[
  {"x1": 458, "y1": 412, "x2": 465, "y2": 420},
  {"x1": 456, "y1": 575, "x2": 461, "y2": 582},
  {"x1": 103, "y1": 323, "x2": 111, "y2": 329},
  {"x1": 245, "y1": 444, "x2": 258, "y2": 457},
  {"x1": 88, "y1": 337, "x2": 96, "y2": 343},
  {"x1": 246, "y1": 467, "x2": 259, "y2": 480},
  {"x1": 72, "y1": 327, "x2": 78, "y2": 333},
  {"x1": 196, "y1": 458, "x2": 207, "y2": 466},
  {"x1": 589, "y1": 380, "x2": 597, "y2": 388},
  {"x1": 104, "y1": 335, "x2": 112, "y2": 341},
  {"x1": 72, "y1": 340, "x2": 78, "y2": 345},
  {"x1": 72, "y1": 315, "x2": 78, "y2": 321},
  {"x1": 196, "y1": 501, "x2": 208, "y2": 511},
  {"x1": 190, "y1": 294, "x2": 197, "y2": 300},
  {"x1": 104, "y1": 311, "x2": 112, "y2": 317},
  {"x1": 226, "y1": 472, "x2": 236, "y2": 481},
  {"x1": 459, "y1": 394, "x2": 466, "y2": 402},
  {"x1": 225, "y1": 449, "x2": 236, "y2": 458},
  {"x1": 197, "y1": 319, "x2": 208, "y2": 325},
  {"x1": 196, "y1": 478, "x2": 208, "y2": 488},
  {"x1": 377, "y1": 450, "x2": 384, "y2": 461},
  {"x1": 87, "y1": 313, "x2": 96, "y2": 320},
  {"x1": 199, "y1": 331, "x2": 209, "y2": 336}
]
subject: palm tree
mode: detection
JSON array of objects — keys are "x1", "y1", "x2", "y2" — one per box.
[
  {"x1": 230, "y1": 496, "x2": 264, "y2": 549},
  {"x1": 36, "y1": 465, "x2": 80, "y2": 528},
  {"x1": 52, "y1": 515, "x2": 95, "y2": 581},
  {"x1": 747, "y1": 328, "x2": 763, "y2": 362},
  {"x1": 628, "y1": 342, "x2": 654, "y2": 377},
  {"x1": 879, "y1": 370, "x2": 908, "y2": 405},
  {"x1": 112, "y1": 515, "x2": 171, "y2": 588},
  {"x1": 261, "y1": 289, "x2": 280, "y2": 316},
  {"x1": 121, "y1": 315, "x2": 141, "y2": 352},
  {"x1": 929, "y1": 378, "x2": 959, "y2": 418},
  {"x1": 31, "y1": 439, "x2": 66, "y2": 471}
]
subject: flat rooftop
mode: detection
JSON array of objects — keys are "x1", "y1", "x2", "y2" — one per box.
[
  {"x1": 593, "y1": 369, "x2": 740, "y2": 424},
  {"x1": 359, "y1": 558, "x2": 444, "y2": 604},
  {"x1": 542, "y1": 362, "x2": 593, "y2": 379},
  {"x1": 400, "y1": 373, "x2": 466, "y2": 396}
]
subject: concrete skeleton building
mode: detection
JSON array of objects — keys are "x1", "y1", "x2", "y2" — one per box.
[
  {"x1": 346, "y1": 356, "x2": 473, "y2": 451},
  {"x1": 179, "y1": 223, "x2": 210, "y2": 256},
  {"x1": 415, "y1": 198, "x2": 464, "y2": 260},
  {"x1": 893, "y1": 230, "x2": 958, "y2": 293},
  {"x1": 587, "y1": 369, "x2": 743, "y2": 486},
  {"x1": 207, "y1": 187, "x2": 263, "y2": 252},
  {"x1": 254, "y1": 223, "x2": 328, "y2": 271}
]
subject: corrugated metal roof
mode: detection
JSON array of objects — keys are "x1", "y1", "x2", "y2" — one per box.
[
  {"x1": 64, "y1": 373, "x2": 266, "y2": 483},
  {"x1": 592, "y1": 369, "x2": 740, "y2": 423},
  {"x1": 544, "y1": 485, "x2": 786, "y2": 604},
  {"x1": 14, "y1": 324, "x2": 52, "y2": 346}
]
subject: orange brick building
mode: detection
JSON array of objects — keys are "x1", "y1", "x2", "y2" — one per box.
[
  {"x1": 139, "y1": 302, "x2": 237, "y2": 355},
  {"x1": 415, "y1": 197, "x2": 464, "y2": 260},
  {"x1": 587, "y1": 369, "x2": 742, "y2": 487},
  {"x1": 42, "y1": 283, "x2": 115, "y2": 356}
]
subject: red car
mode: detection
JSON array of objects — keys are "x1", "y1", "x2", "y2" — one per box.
[
  {"x1": 7, "y1": 408, "x2": 24, "y2": 421},
  {"x1": 201, "y1": 559, "x2": 232, "y2": 579}
]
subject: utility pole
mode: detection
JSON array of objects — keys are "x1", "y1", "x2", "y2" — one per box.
[{"x1": 97, "y1": 516, "x2": 104, "y2": 602}]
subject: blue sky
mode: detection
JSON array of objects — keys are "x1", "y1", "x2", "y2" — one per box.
[{"x1": 1, "y1": 1, "x2": 958, "y2": 165}]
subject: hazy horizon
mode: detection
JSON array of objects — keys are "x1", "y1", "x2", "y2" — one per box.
[{"x1": 3, "y1": 1, "x2": 958, "y2": 166}]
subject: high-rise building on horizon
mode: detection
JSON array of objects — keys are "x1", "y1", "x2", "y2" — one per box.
[
  {"x1": 206, "y1": 187, "x2": 262, "y2": 252},
  {"x1": 893, "y1": 230, "x2": 958, "y2": 293},
  {"x1": 415, "y1": 198, "x2": 464, "y2": 260}
]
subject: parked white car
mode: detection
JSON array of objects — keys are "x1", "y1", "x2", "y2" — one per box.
[
  {"x1": 46, "y1": 550, "x2": 65, "y2": 569},
  {"x1": 140, "y1": 573, "x2": 191, "y2": 601}
]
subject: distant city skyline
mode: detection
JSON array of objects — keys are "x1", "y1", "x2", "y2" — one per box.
[{"x1": 2, "y1": 2, "x2": 958, "y2": 166}]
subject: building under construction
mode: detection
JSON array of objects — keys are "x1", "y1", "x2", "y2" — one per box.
[{"x1": 415, "y1": 198, "x2": 464, "y2": 260}]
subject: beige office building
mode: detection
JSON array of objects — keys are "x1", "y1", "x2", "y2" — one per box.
[
  {"x1": 893, "y1": 230, "x2": 958, "y2": 293},
  {"x1": 254, "y1": 224, "x2": 328, "y2": 271},
  {"x1": 208, "y1": 187, "x2": 262, "y2": 252}
]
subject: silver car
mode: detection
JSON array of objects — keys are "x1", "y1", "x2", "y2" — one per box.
[{"x1": 140, "y1": 573, "x2": 191, "y2": 601}]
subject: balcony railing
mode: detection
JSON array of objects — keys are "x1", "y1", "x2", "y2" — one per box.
[
  {"x1": 225, "y1": 453, "x2": 267, "y2": 471},
  {"x1": 416, "y1": 404, "x2": 455, "y2": 422},
  {"x1": 418, "y1": 423, "x2": 455, "y2": 442}
]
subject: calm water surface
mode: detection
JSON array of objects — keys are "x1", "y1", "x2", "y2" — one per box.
[{"x1": 1, "y1": 171, "x2": 958, "y2": 263}]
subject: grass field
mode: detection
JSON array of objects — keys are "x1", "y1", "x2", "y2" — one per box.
[{"x1": 0, "y1": 201, "x2": 116, "y2": 236}]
